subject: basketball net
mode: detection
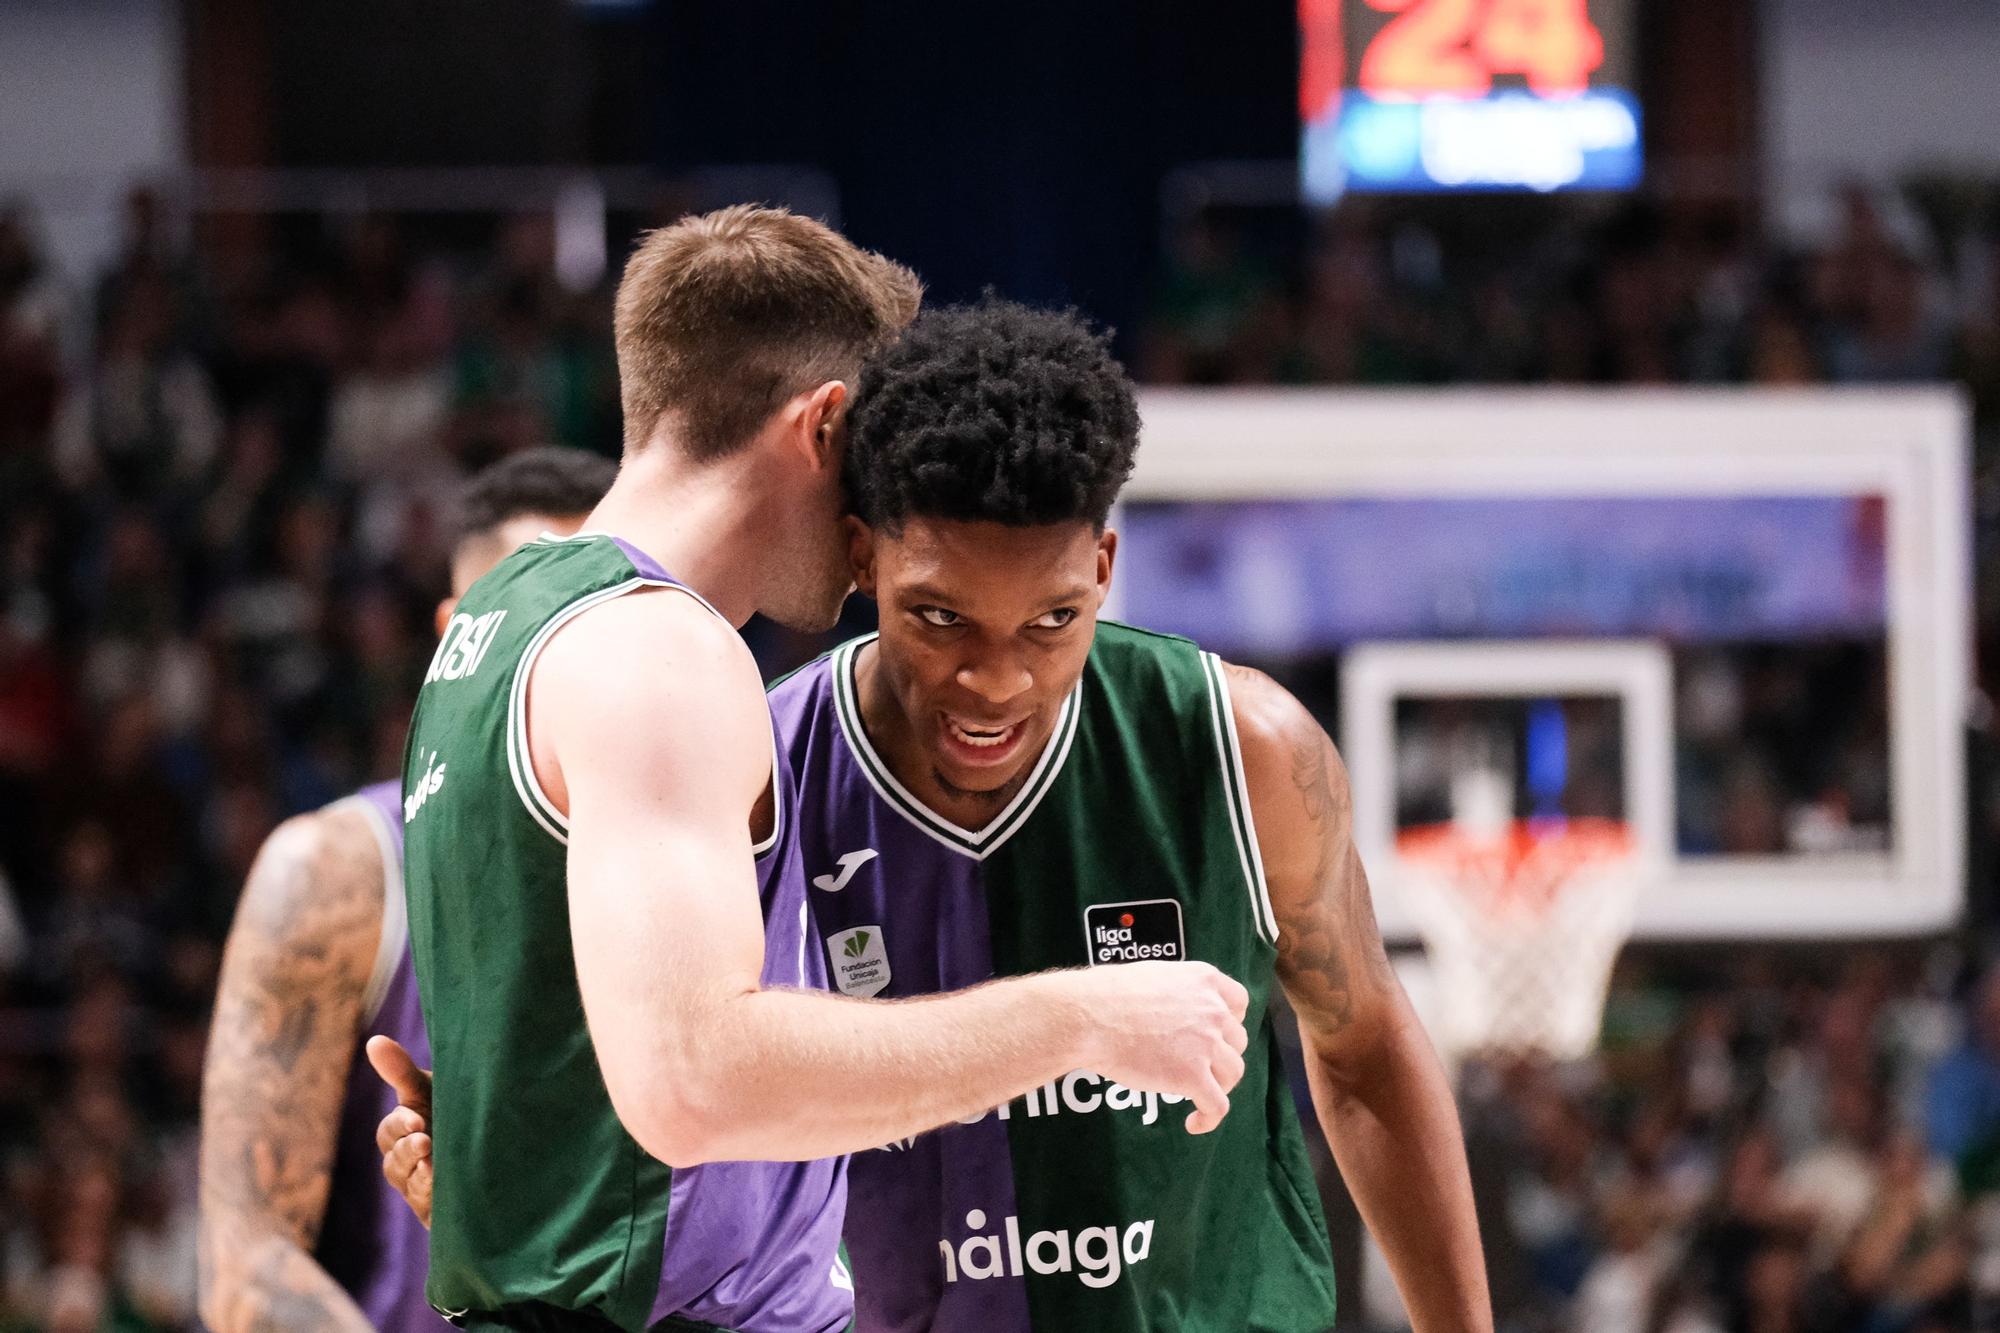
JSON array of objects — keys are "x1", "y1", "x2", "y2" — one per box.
[{"x1": 1394, "y1": 771, "x2": 1642, "y2": 1063}]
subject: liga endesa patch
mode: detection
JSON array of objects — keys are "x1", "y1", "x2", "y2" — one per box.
[{"x1": 1082, "y1": 899, "x2": 1186, "y2": 965}]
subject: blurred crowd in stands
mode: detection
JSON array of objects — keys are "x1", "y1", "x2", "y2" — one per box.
[
  {"x1": 1439, "y1": 951, "x2": 2000, "y2": 1333},
  {"x1": 1139, "y1": 185, "x2": 1997, "y2": 397},
  {"x1": 0, "y1": 187, "x2": 626, "y2": 1332},
  {"x1": 2, "y1": 180, "x2": 2000, "y2": 1330}
]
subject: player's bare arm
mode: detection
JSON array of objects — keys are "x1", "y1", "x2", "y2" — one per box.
[
  {"x1": 197, "y1": 808, "x2": 384, "y2": 1333},
  {"x1": 1225, "y1": 661, "x2": 1494, "y2": 1333},
  {"x1": 539, "y1": 590, "x2": 1249, "y2": 1167}
]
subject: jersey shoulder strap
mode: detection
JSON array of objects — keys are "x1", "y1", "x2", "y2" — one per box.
[
  {"x1": 1084, "y1": 620, "x2": 1279, "y2": 946},
  {"x1": 331, "y1": 782, "x2": 406, "y2": 1027},
  {"x1": 477, "y1": 534, "x2": 735, "y2": 847}
]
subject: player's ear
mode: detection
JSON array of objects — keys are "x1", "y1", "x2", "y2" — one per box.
[
  {"x1": 1095, "y1": 528, "x2": 1118, "y2": 605},
  {"x1": 846, "y1": 516, "x2": 879, "y2": 597},
  {"x1": 434, "y1": 598, "x2": 456, "y2": 638},
  {"x1": 798, "y1": 380, "x2": 848, "y2": 473}
]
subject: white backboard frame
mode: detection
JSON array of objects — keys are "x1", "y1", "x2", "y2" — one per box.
[{"x1": 1122, "y1": 388, "x2": 1970, "y2": 939}]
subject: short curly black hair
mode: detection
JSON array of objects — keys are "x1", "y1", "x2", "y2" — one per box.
[{"x1": 844, "y1": 298, "x2": 1139, "y2": 533}]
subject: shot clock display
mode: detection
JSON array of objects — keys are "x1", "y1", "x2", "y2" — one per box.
[{"x1": 1301, "y1": 0, "x2": 1641, "y2": 199}]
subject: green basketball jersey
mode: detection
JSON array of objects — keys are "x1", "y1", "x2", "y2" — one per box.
[
  {"x1": 769, "y1": 621, "x2": 1339, "y2": 1332},
  {"x1": 401, "y1": 532, "x2": 850, "y2": 1333}
]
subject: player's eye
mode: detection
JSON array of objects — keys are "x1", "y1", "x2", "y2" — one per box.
[
  {"x1": 916, "y1": 607, "x2": 962, "y2": 628},
  {"x1": 1032, "y1": 608, "x2": 1079, "y2": 630}
]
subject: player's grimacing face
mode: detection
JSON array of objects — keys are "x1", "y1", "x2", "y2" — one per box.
[{"x1": 853, "y1": 516, "x2": 1115, "y2": 795}]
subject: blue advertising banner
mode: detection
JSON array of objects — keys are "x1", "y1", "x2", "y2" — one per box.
[{"x1": 1120, "y1": 496, "x2": 1887, "y2": 652}]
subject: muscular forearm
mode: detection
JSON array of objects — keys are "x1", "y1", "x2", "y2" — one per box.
[
  {"x1": 642, "y1": 973, "x2": 1092, "y2": 1163},
  {"x1": 200, "y1": 1233, "x2": 374, "y2": 1333},
  {"x1": 1307, "y1": 1004, "x2": 1490, "y2": 1333}
]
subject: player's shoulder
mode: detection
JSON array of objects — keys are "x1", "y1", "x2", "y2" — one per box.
[
  {"x1": 229, "y1": 800, "x2": 388, "y2": 945},
  {"x1": 278, "y1": 799, "x2": 389, "y2": 882},
  {"x1": 448, "y1": 526, "x2": 584, "y2": 609},
  {"x1": 1213, "y1": 658, "x2": 1353, "y2": 824},
  {"x1": 470, "y1": 532, "x2": 700, "y2": 622},
  {"x1": 1085, "y1": 621, "x2": 1348, "y2": 819},
  {"x1": 1088, "y1": 618, "x2": 1239, "y2": 714},
  {"x1": 540, "y1": 580, "x2": 759, "y2": 692},
  {"x1": 1071, "y1": 621, "x2": 1239, "y2": 778},
  {"x1": 1213, "y1": 658, "x2": 1313, "y2": 745},
  {"x1": 532, "y1": 588, "x2": 780, "y2": 797},
  {"x1": 1096, "y1": 622, "x2": 1330, "y2": 781}
]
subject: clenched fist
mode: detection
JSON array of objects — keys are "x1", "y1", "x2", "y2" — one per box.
[{"x1": 1063, "y1": 961, "x2": 1250, "y2": 1134}]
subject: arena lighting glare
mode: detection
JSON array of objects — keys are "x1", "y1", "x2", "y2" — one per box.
[{"x1": 1301, "y1": 0, "x2": 1643, "y2": 199}]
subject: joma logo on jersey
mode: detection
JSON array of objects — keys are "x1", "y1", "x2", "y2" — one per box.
[
  {"x1": 403, "y1": 750, "x2": 447, "y2": 824},
  {"x1": 424, "y1": 609, "x2": 509, "y2": 684},
  {"x1": 939, "y1": 1208, "x2": 1154, "y2": 1290},
  {"x1": 1083, "y1": 899, "x2": 1186, "y2": 964},
  {"x1": 812, "y1": 848, "x2": 877, "y2": 893}
]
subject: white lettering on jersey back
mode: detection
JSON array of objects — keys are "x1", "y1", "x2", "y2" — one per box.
[
  {"x1": 403, "y1": 750, "x2": 448, "y2": 824},
  {"x1": 424, "y1": 609, "x2": 509, "y2": 684}
]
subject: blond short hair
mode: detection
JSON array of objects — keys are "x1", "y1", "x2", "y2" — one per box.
[{"x1": 613, "y1": 205, "x2": 921, "y2": 460}]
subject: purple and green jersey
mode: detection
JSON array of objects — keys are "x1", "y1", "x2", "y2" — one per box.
[
  {"x1": 315, "y1": 781, "x2": 451, "y2": 1333},
  {"x1": 400, "y1": 533, "x2": 851, "y2": 1333},
  {"x1": 769, "y1": 622, "x2": 1339, "y2": 1332}
]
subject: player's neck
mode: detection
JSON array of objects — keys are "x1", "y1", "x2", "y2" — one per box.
[
  {"x1": 582, "y1": 448, "x2": 769, "y2": 627},
  {"x1": 852, "y1": 640, "x2": 1047, "y2": 828}
]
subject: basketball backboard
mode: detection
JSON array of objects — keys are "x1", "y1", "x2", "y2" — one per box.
[{"x1": 1114, "y1": 388, "x2": 1969, "y2": 940}]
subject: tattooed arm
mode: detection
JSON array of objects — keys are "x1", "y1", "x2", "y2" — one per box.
[
  {"x1": 198, "y1": 807, "x2": 384, "y2": 1332},
  {"x1": 1227, "y1": 663, "x2": 1492, "y2": 1333}
]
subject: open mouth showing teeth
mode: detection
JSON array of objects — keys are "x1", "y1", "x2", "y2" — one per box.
[{"x1": 946, "y1": 718, "x2": 1018, "y2": 749}]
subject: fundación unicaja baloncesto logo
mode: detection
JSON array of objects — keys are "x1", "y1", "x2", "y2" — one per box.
[{"x1": 828, "y1": 925, "x2": 891, "y2": 997}]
